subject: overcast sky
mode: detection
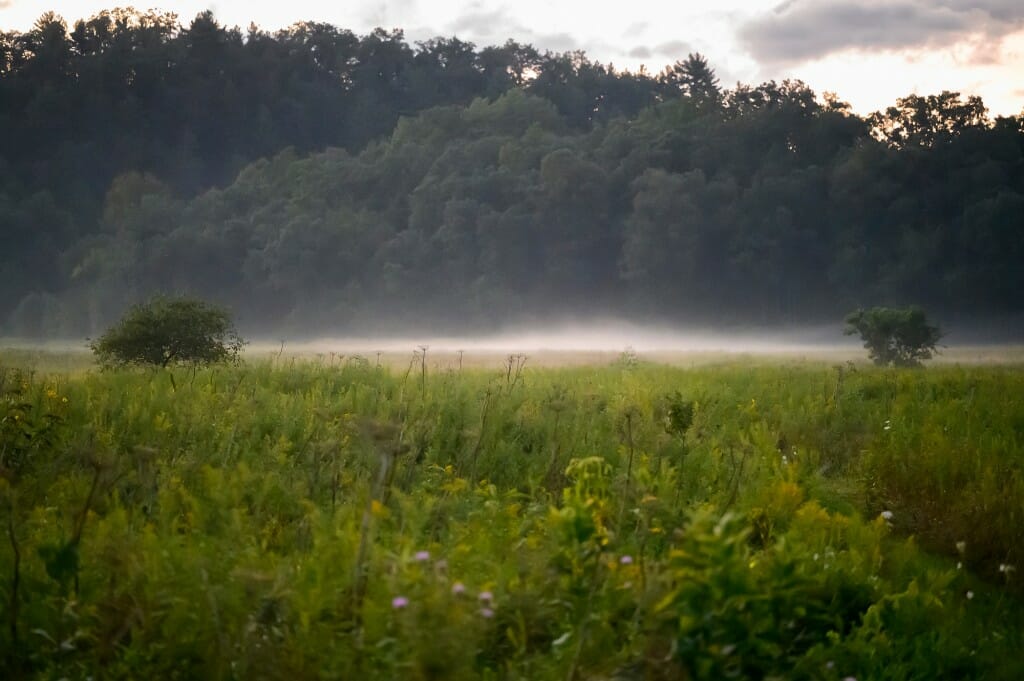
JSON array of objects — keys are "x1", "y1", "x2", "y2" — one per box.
[{"x1": 2, "y1": 0, "x2": 1022, "y2": 115}]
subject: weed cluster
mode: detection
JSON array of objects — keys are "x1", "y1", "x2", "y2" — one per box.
[{"x1": 0, "y1": 357, "x2": 1021, "y2": 678}]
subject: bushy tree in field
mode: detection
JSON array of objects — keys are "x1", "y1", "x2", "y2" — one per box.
[
  {"x1": 844, "y1": 306, "x2": 942, "y2": 367},
  {"x1": 89, "y1": 296, "x2": 245, "y2": 368}
]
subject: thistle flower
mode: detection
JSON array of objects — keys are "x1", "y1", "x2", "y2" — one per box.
[
  {"x1": 451, "y1": 582, "x2": 466, "y2": 595},
  {"x1": 619, "y1": 555, "x2": 634, "y2": 565},
  {"x1": 414, "y1": 550, "x2": 430, "y2": 562},
  {"x1": 479, "y1": 607, "x2": 495, "y2": 618},
  {"x1": 392, "y1": 596, "x2": 409, "y2": 609},
  {"x1": 478, "y1": 590, "x2": 493, "y2": 603},
  {"x1": 880, "y1": 510, "x2": 893, "y2": 521}
]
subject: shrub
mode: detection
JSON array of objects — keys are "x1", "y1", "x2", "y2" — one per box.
[
  {"x1": 89, "y1": 295, "x2": 246, "y2": 368},
  {"x1": 844, "y1": 306, "x2": 942, "y2": 367}
]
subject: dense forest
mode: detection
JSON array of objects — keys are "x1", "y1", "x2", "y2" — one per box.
[{"x1": 2, "y1": 8, "x2": 1022, "y2": 336}]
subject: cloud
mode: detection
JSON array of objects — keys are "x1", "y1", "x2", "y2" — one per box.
[
  {"x1": 621, "y1": 21, "x2": 649, "y2": 38},
  {"x1": 629, "y1": 46, "x2": 652, "y2": 59},
  {"x1": 652, "y1": 40, "x2": 693, "y2": 59},
  {"x1": 0, "y1": 0, "x2": 13, "y2": 9},
  {"x1": 359, "y1": 0, "x2": 419, "y2": 29},
  {"x1": 441, "y1": 7, "x2": 583, "y2": 54},
  {"x1": 536, "y1": 32, "x2": 579, "y2": 52},
  {"x1": 739, "y1": 0, "x2": 1024, "y2": 65},
  {"x1": 451, "y1": 7, "x2": 519, "y2": 37}
]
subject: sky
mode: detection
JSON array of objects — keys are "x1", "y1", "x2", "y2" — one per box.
[{"x1": 2, "y1": 0, "x2": 1022, "y2": 116}]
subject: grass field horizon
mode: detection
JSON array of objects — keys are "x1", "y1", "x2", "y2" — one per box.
[
  {"x1": 4, "y1": 319, "x2": 1024, "y2": 372},
  {"x1": 2, "y1": 344, "x2": 1023, "y2": 678}
]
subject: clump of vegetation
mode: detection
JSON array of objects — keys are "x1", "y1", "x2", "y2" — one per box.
[
  {"x1": 845, "y1": 306, "x2": 943, "y2": 366},
  {"x1": 88, "y1": 295, "x2": 246, "y2": 368},
  {"x1": 0, "y1": 355, "x2": 1021, "y2": 678},
  {"x1": 3, "y1": 10, "x2": 1023, "y2": 337}
]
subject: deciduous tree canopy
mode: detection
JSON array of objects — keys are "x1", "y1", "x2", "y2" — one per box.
[
  {"x1": 89, "y1": 295, "x2": 245, "y2": 368},
  {"x1": 2, "y1": 8, "x2": 1022, "y2": 335}
]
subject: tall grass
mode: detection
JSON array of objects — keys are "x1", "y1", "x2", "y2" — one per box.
[{"x1": 1, "y1": 355, "x2": 1022, "y2": 678}]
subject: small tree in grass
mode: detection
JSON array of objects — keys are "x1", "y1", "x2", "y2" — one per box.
[
  {"x1": 90, "y1": 295, "x2": 246, "y2": 369},
  {"x1": 844, "y1": 306, "x2": 942, "y2": 367}
]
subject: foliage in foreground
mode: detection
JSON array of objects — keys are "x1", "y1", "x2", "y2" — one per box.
[
  {"x1": 88, "y1": 296, "x2": 245, "y2": 369},
  {"x1": 0, "y1": 356, "x2": 1022, "y2": 679}
]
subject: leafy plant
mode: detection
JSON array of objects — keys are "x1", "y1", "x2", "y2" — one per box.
[
  {"x1": 89, "y1": 295, "x2": 246, "y2": 369},
  {"x1": 0, "y1": 354, "x2": 1021, "y2": 678},
  {"x1": 844, "y1": 306, "x2": 943, "y2": 367}
]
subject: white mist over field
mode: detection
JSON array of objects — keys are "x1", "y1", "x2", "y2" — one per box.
[
  {"x1": 254, "y1": 321, "x2": 860, "y2": 356},
  {"x1": 4, "y1": 320, "x2": 1020, "y2": 366}
]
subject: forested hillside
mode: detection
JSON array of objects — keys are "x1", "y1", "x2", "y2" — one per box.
[{"x1": 2, "y1": 9, "x2": 1022, "y2": 335}]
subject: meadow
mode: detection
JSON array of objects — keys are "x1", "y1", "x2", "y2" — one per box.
[{"x1": 1, "y1": 350, "x2": 1023, "y2": 679}]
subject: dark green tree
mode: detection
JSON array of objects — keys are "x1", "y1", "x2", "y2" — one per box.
[
  {"x1": 662, "y1": 52, "x2": 721, "y2": 109},
  {"x1": 89, "y1": 296, "x2": 246, "y2": 368},
  {"x1": 844, "y1": 306, "x2": 943, "y2": 367},
  {"x1": 869, "y1": 91, "x2": 988, "y2": 148}
]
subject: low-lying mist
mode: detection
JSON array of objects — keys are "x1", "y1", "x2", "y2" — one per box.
[
  {"x1": 237, "y1": 319, "x2": 1021, "y2": 366},
  {"x1": 5, "y1": 319, "x2": 1020, "y2": 366},
  {"x1": 250, "y1": 320, "x2": 850, "y2": 354}
]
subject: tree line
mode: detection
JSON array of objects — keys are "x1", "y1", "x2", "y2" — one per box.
[{"x1": 2, "y1": 8, "x2": 1022, "y2": 335}]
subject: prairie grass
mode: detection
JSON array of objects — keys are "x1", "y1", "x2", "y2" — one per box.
[{"x1": 1, "y1": 352, "x2": 1022, "y2": 679}]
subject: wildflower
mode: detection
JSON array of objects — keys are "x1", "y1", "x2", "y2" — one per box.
[
  {"x1": 392, "y1": 596, "x2": 409, "y2": 609},
  {"x1": 46, "y1": 389, "x2": 57, "y2": 399},
  {"x1": 479, "y1": 607, "x2": 495, "y2": 618},
  {"x1": 451, "y1": 582, "x2": 466, "y2": 595},
  {"x1": 880, "y1": 510, "x2": 893, "y2": 521},
  {"x1": 966, "y1": 591, "x2": 974, "y2": 600},
  {"x1": 414, "y1": 550, "x2": 430, "y2": 562},
  {"x1": 435, "y1": 559, "x2": 448, "y2": 571},
  {"x1": 998, "y1": 564, "x2": 1016, "y2": 574},
  {"x1": 883, "y1": 419, "x2": 891, "y2": 431},
  {"x1": 619, "y1": 555, "x2": 634, "y2": 565},
  {"x1": 956, "y1": 541, "x2": 966, "y2": 554},
  {"x1": 62, "y1": 397, "x2": 68, "y2": 403},
  {"x1": 478, "y1": 590, "x2": 493, "y2": 603}
]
